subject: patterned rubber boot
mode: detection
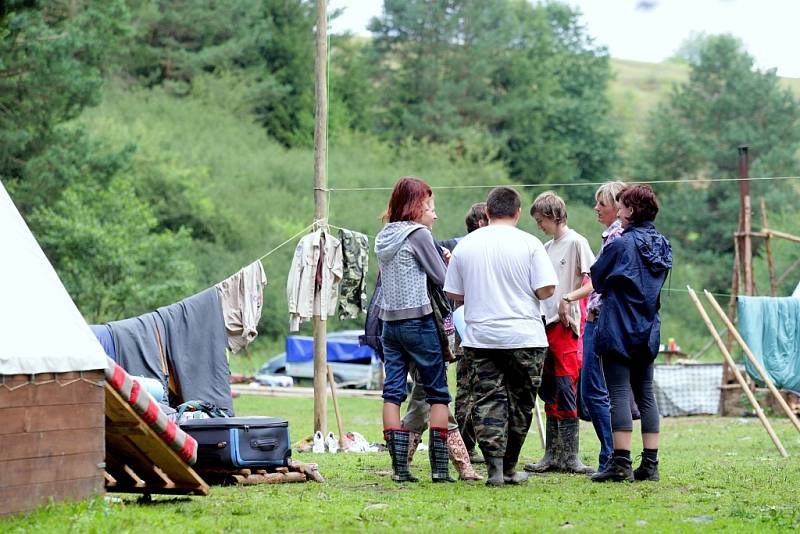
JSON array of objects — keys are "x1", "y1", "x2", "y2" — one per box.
[
  {"x1": 524, "y1": 416, "x2": 561, "y2": 473},
  {"x1": 384, "y1": 429, "x2": 419, "y2": 483},
  {"x1": 429, "y1": 427, "x2": 456, "y2": 483},
  {"x1": 406, "y1": 430, "x2": 422, "y2": 464},
  {"x1": 558, "y1": 418, "x2": 595, "y2": 475},
  {"x1": 590, "y1": 453, "x2": 634, "y2": 483},
  {"x1": 633, "y1": 456, "x2": 660, "y2": 481},
  {"x1": 446, "y1": 429, "x2": 482, "y2": 481}
]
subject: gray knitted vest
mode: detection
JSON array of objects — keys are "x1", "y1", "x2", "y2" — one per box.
[{"x1": 377, "y1": 224, "x2": 430, "y2": 313}]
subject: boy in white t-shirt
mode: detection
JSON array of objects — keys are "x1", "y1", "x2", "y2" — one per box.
[{"x1": 525, "y1": 191, "x2": 596, "y2": 475}]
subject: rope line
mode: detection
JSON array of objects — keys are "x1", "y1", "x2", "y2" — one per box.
[
  {"x1": 257, "y1": 223, "x2": 316, "y2": 262},
  {"x1": 329, "y1": 175, "x2": 800, "y2": 192}
]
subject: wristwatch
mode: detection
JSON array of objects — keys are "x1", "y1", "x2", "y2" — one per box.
[{"x1": 562, "y1": 295, "x2": 572, "y2": 303}]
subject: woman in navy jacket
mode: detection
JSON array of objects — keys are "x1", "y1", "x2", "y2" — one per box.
[{"x1": 589, "y1": 184, "x2": 672, "y2": 482}]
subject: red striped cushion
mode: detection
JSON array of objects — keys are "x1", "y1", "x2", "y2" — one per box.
[{"x1": 104, "y1": 357, "x2": 197, "y2": 464}]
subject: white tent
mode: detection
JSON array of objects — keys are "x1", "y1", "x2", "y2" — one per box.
[{"x1": 0, "y1": 181, "x2": 107, "y2": 374}]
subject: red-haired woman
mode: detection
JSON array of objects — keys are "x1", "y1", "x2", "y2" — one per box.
[
  {"x1": 375, "y1": 176, "x2": 454, "y2": 483},
  {"x1": 589, "y1": 184, "x2": 672, "y2": 482}
]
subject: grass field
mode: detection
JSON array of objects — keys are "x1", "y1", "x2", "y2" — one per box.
[{"x1": 3, "y1": 393, "x2": 800, "y2": 533}]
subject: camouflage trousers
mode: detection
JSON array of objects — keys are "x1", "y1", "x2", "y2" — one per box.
[
  {"x1": 464, "y1": 346, "x2": 546, "y2": 460},
  {"x1": 454, "y1": 355, "x2": 477, "y2": 451}
]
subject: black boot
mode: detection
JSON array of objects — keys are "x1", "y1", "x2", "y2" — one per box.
[
  {"x1": 503, "y1": 432, "x2": 528, "y2": 484},
  {"x1": 384, "y1": 429, "x2": 419, "y2": 483},
  {"x1": 485, "y1": 456, "x2": 505, "y2": 487},
  {"x1": 590, "y1": 453, "x2": 634, "y2": 482},
  {"x1": 429, "y1": 427, "x2": 455, "y2": 483},
  {"x1": 524, "y1": 416, "x2": 560, "y2": 473},
  {"x1": 558, "y1": 418, "x2": 594, "y2": 475},
  {"x1": 633, "y1": 457, "x2": 660, "y2": 481}
]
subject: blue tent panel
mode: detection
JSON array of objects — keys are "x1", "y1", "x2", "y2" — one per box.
[{"x1": 285, "y1": 335, "x2": 376, "y2": 364}]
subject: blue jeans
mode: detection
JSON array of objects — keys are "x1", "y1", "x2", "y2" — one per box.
[
  {"x1": 381, "y1": 315, "x2": 450, "y2": 406},
  {"x1": 580, "y1": 320, "x2": 613, "y2": 470}
]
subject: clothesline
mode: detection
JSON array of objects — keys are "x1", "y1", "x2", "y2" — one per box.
[{"x1": 327, "y1": 175, "x2": 800, "y2": 193}]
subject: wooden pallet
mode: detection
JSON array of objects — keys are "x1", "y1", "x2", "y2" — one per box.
[{"x1": 104, "y1": 384, "x2": 209, "y2": 496}]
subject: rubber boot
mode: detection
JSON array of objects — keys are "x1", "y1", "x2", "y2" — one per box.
[
  {"x1": 384, "y1": 429, "x2": 419, "y2": 482},
  {"x1": 485, "y1": 456, "x2": 505, "y2": 487},
  {"x1": 429, "y1": 427, "x2": 456, "y2": 483},
  {"x1": 524, "y1": 416, "x2": 561, "y2": 473},
  {"x1": 503, "y1": 432, "x2": 528, "y2": 484},
  {"x1": 406, "y1": 430, "x2": 422, "y2": 464},
  {"x1": 590, "y1": 453, "x2": 634, "y2": 482},
  {"x1": 447, "y1": 429, "x2": 482, "y2": 481},
  {"x1": 633, "y1": 457, "x2": 660, "y2": 481},
  {"x1": 503, "y1": 460, "x2": 529, "y2": 485},
  {"x1": 558, "y1": 418, "x2": 595, "y2": 475}
]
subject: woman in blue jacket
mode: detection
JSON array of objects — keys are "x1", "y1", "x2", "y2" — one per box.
[{"x1": 589, "y1": 184, "x2": 672, "y2": 482}]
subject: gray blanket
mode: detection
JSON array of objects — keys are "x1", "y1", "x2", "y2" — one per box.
[
  {"x1": 157, "y1": 287, "x2": 233, "y2": 416},
  {"x1": 108, "y1": 287, "x2": 233, "y2": 416}
]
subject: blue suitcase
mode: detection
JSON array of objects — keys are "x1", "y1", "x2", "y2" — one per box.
[{"x1": 181, "y1": 416, "x2": 291, "y2": 469}]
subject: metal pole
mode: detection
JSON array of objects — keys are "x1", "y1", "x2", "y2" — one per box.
[{"x1": 312, "y1": 0, "x2": 328, "y2": 435}]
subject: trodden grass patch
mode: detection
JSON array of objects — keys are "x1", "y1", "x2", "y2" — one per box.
[{"x1": 3, "y1": 395, "x2": 800, "y2": 532}]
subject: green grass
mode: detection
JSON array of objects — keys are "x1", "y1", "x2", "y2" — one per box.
[{"x1": 4, "y1": 394, "x2": 800, "y2": 532}]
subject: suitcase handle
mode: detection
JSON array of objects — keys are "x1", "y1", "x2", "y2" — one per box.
[{"x1": 251, "y1": 438, "x2": 277, "y2": 451}]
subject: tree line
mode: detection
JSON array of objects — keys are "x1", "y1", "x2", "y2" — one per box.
[{"x1": 2, "y1": 0, "x2": 799, "y2": 336}]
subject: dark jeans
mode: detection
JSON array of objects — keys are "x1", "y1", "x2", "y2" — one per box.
[
  {"x1": 580, "y1": 320, "x2": 613, "y2": 470},
  {"x1": 381, "y1": 315, "x2": 450, "y2": 406},
  {"x1": 602, "y1": 353, "x2": 660, "y2": 434}
]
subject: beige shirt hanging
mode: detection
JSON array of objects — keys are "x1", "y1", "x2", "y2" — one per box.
[
  {"x1": 215, "y1": 260, "x2": 268, "y2": 352},
  {"x1": 287, "y1": 229, "x2": 343, "y2": 331}
]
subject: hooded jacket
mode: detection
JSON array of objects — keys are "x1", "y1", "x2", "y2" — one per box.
[
  {"x1": 590, "y1": 220, "x2": 672, "y2": 362},
  {"x1": 374, "y1": 221, "x2": 446, "y2": 321}
]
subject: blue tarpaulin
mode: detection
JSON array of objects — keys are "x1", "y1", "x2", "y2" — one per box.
[
  {"x1": 737, "y1": 296, "x2": 800, "y2": 394},
  {"x1": 285, "y1": 332, "x2": 376, "y2": 363}
]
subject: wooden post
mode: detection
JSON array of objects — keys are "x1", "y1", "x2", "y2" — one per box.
[
  {"x1": 533, "y1": 398, "x2": 545, "y2": 450},
  {"x1": 312, "y1": 0, "x2": 329, "y2": 435},
  {"x1": 704, "y1": 290, "x2": 800, "y2": 433},
  {"x1": 760, "y1": 199, "x2": 777, "y2": 296},
  {"x1": 327, "y1": 365, "x2": 346, "y2": 449},
  {"x1": 686, "y1": 287, "x2": 788, "y2": 457}
]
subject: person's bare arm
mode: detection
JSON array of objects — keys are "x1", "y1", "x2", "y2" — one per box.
[
  {"x1": 534, "y1": 284, "x2": 555, "y2": 300},
  {"x1": 446, "y1": 292, "x2": 464, "y2": 304}
]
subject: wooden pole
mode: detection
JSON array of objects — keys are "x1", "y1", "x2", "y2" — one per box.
[
  {"x1": 764, "y1": 228, "x2": 800, "y2": 245},
  {"x1": 327, "y1": 365, "x2": 346, "y2": 449},
  {"x1": 776, "y1": 257, "x2": 800, "y2": 287},
  {"x1": 704, "y1": 290, "x2": 800, "y2": 433},
  {"x1": 686, "y1": 287, "x2": 788, "y2": 457},
  {"x1": 760, "y1": 198, "x2": 777, "y2": 296},
  {"x1": 533, "y1": 398, "x2": 545, "y2": 450},
  {"x1": 312, "y1": 0, "x2": 329, "y2": 435}
]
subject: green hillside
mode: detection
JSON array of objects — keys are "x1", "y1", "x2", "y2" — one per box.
[
  {"x1": 76, "y1": 61, "x2": 788, "y2": 369},
  {"x1": 608, "y1": 58, "x2": 800, "y2": 156}
]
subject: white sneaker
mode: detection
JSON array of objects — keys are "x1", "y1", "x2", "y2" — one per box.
[
  {"x1": 312, "y1": 430, "x2": 325, "y2": 453},
  {"x1": 326, "y1": 432, "x2": 339, "y2": 453}
]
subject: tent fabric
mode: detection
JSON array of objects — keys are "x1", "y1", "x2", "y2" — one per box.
[
  {"x1": 0, "y1": 181, "x2": 107, "y2": 375},
  {"x1": 286, "y1": 333, "x2": 375, "y2": 363},
  {"x1": 737, "y1": 296, "x2": 800, "y2": 394},
  {"x1": 653, "y1": 363, "x2": 722, "y2": 416}
]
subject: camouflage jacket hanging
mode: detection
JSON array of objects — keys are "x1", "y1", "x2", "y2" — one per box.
[{"x1": 337, "y1": 228, "x2": 369, "y2": 320}]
